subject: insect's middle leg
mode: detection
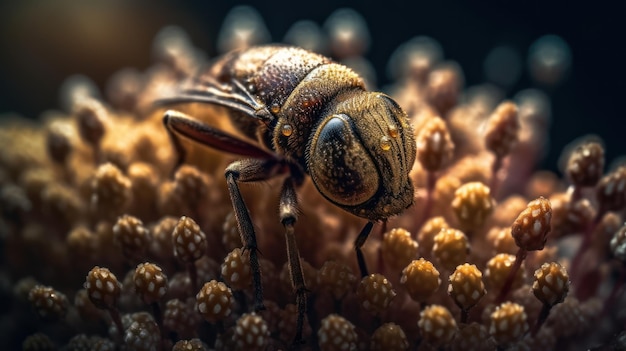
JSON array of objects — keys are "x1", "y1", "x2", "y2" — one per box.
[
  {"x1": 225, "y1": 158, "x2": 287, "y2": 312},
  {"x1": 278, "y1": 177, "x2": 307, "y2": 345}
]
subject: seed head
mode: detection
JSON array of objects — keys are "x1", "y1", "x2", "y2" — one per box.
[
  {"x1": 84, "y1": 266, "x2": 122, "y2": 310},
  {"x1": 484, "y1": 101, "x2": 520, "y2": 158},
  {"x1": 451, "y1": 182, "x2": 495, "y2": 232},
  {"x1": 486, "y1": 227, "x2": 517, "y2": 255},
  {"x1": 549, "y1": 196, "x2": 596, "y2": 238},
  {"x1": 172, "y1": 338, "x2": 209, "y2": 351},
  {"x1": 448, "y1": 263, "x2": 486, "y2": 311},
  {"x1": 195, "y1": 256, "x2": 221, "y2": 285},
  {"x1": 489, "y1": 302, "x2": 528, "y2": 346},
  {"x1": 91, "y1": 163, "x2": 132, "y2": 219},
  {"x1": 123, "y1": 312, "x2": 161, "y2": 351},
  {"x1": 133, "y1": 262, "x2": 168, "y2": 304},
  {"x1": 66, "y1": 225, "x2": 98, "y2": 261},
  {"x1": 565, "y1": 140, "x2": 604, "y2": 187},
  {"x1": 222, "y1": 211, "x2": 242, "y2": 252},
  {"x1": 173, "y1": 165, "x2": 210, "y2": 210},
  {"x1": 74, "y1": 288, "x2": 105, "y2": 323},
  {"x1": 28, "y1": 285, "x2": 69, "y2": 320},
  {"x1": 416, "y1": 116, "x2": 454, "y2": 172},
  {"x1": 418, "y1": 304, "x2": 458, "y2": 347},
  {"x1": 317, "y1": 260, "x2": 357, "y2": 300},
  {"x1": 381, "y1": 227, "x2": 418, "y2": 272},
  {"x1": 172, "y1": 216, "x2": 207, "y2": 263},
  {"x1": 221, "y1": 248, "x2": 252, "y2": 291},
  {"x1": 426, "y1": 63, "x2": 463, "y2": 115},
  {"x1": 596, "y1": 165, "x2": 626, "y2": 213},
  {"x1": 41, "y1": 183, "x2": 83, "y2": 226},
  {"x1": 45, "y1": 122, "x2": 72, "y2": 164},
  {"x1": 106, "y1": 67, "x2": 144, "y2": 111},
  {"x1": 356, "y1": 273, "x2": 396, "y2": 315},
  {"x1": 370, "y1": 323, "x2": 409, "y2": 351},
  {"x1": 417, "y1": 216, "x2": 450, "y2": 256},
  {"x1": 545, "y1": 296, "x2": 588, "y2": 337},
  {"x1": 113, "y1": 215, "x2": 149, "y2": 261},
  {"x1": 400, "y1": 258, "x2": 441, "y2": 302},
  {"x1": 511, "y1": 197, "x2": 552, "y2": 251},
  {"x1": 317, "y1": 314, "x2": 357, "y2": 351},
  {"x1": 450, "y1": 322, "x2": 496, "y2": 351},
  {"x1": 432, "y1": 228, "x2": 470, "y2": 271},
  {"x1": 196, "y1": 280, "x2": 234, "y2": 323},
  {"x1": 74, "y1": 97, "x2": 107, "y2": 146},
  {"x1": 149, "y1": 216, "x2": 177, "y2": 263},
  {"x1": 163, "y1": 298, "x2": 202, "y2": 339},
  {"x1": 22, "y1": 333, "x2": 56, "y2": 351},
  {"x1": 128, "y1": 162, "x2": 159, "y2": 216},
  {"x1": 532, "y1": 262, "x2": 569, "y2": 307},
  {"x1": 233, "y1": 312, "x2": 270, "y2": 351},
  {"x1": 485, "y1": 253, "x2": 526, "y2": 292}
]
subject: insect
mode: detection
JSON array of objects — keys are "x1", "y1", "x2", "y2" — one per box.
[{"x1": 159, "y1": 45, "x2": 416, "y2": 344}]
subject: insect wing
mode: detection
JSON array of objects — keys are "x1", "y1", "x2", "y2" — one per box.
[{"x1": 157, "y1": 70, "x2": 275, "y2": 159}]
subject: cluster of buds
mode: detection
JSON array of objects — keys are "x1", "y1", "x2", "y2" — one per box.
[{"x1": 1, "y1": 5, "x2": 624, "y2": 351}]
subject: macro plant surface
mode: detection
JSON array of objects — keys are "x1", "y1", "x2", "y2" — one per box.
[{"x1": 1, "y1": 5, "x2": 625, "y2": 351}]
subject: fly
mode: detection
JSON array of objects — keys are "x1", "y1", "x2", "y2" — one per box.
[{"x1": 158, "y1": 45, "x2": 416, "y2": 345}]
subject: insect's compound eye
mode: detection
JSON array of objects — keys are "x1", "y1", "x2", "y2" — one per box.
[{"x1": 308, "y1": 114, "x2": 380, "y2": 206}]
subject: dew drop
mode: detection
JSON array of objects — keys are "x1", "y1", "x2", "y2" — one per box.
[
  {"x1": 270, "y1": 104, "x2": 280, "y2": 114},
  {"x1": 380, "y1": 136, "x2": 392, "y2": 151},
  {"x1": 281, "y1": 124, "x2": 293, "y2": 137},
  {"x1": 388, "y1": 124, "x2": 399, "y2": 138}
]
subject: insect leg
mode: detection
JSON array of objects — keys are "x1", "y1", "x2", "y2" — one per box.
[
  {"x1": 225, "y1": 159, "x2": 287, "y2": 312},
  {"x1": 162, "y1": 111, "x2": 189, "y2": 171},
  {"x1": 278, "y1": 177, "x2": 307, "y2": 345},
  {"x1": 354, "y1": 221, "x2": 375, "y2": 278}
]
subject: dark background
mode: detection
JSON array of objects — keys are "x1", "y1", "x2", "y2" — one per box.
[{"x1": 0, "y1": 0, "x2": 624, "y2": 174}]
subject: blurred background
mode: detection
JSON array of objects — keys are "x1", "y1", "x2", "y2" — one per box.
[{"x1": 0, "y1": 0, "x2": 624, "y2": 173}]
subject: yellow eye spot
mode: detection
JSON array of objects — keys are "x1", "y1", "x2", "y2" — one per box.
[
  {"x1": 281, "y1": 124, "x2": 293, "y2": 137},
  {"x1": 270, "y1": 104, "x2": 281, "y2": 114},
  {"x1": 380, "y1": 136, "x2": 392, "y2": 151},
  {"x1": 388, "y1": 125, "x2": 399, "y2": 138}
]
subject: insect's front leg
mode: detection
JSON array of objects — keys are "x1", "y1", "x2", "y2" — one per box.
[
  {"x1": 354, "y1": 221, "x2": 375, "y2": 278},
  {"x1": 278, "y1": 177, "x2": 307, "y2": 346},
  {"x1": 225, "y1": 158, "x2": 287, "y2": 312}
]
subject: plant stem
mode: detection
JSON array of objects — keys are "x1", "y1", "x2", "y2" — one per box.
[{"x1": 496, "y1": 248, "x2": 527, "y2": 303}]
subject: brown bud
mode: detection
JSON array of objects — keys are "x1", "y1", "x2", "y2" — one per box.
[
  {"x1": 511, "y1": 197, "x2": 552, "y2": 251},
  {"x1": 426, "y1": 62, "x2": 463, "y2": 115},
  {"x1": 172, "y1": 216, "x2": 207, "y2": 263},
  {"x1": 84, "y1": 266, "x2": 121, "y2": 310},
  {"x1": 565, "y1": 141, "x2": 604, "y2": 187},
  {"x1": 484, "y1": 101, "x2": 520, "y2": 158},
  {"x1": 448, "y1": 263, "x2": 486, "y2": 311},
  {"x1": 596, "y1": 165, "x2": 626, "y2": 213},
  {"x1": 451, "y1": 182, "x2": 495, "y2": 232},
  {"x1": 416, "y1": 116, "x2": 454, "y2": 172},
  {"x1": 489, "y1": 302, "x2": 528, "y2": 345},
  {"x1": 418, "y1": 305, "x2": 458, "y2": 347},
  {"x1": 532, "y1": 262, "x2": 569, "y2": 307}
]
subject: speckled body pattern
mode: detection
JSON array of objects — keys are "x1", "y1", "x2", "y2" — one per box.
[
  {"x1": 190, "y1": 45, "x2": 416, "y2": 220},
  {"x1": 206, "y1": 46, "x2": 363, "y2": 158}
]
